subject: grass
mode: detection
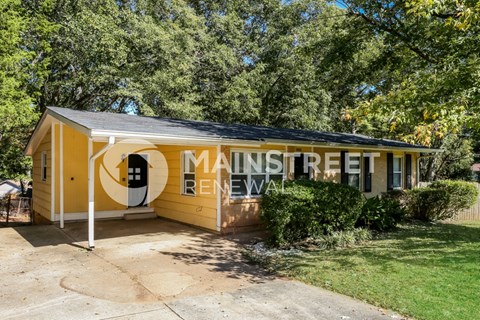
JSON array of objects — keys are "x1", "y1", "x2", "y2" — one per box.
[{"x1": 264, "y1": 221, "x2": 480, "y2": 320}]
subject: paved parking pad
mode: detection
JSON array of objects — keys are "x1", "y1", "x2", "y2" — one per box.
[{"x1": 0, "y1": 220, "x2": 399, "y2": 320}]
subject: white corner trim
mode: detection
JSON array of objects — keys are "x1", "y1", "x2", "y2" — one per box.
[
  {"x1": 216, "y1": 144, "x2": 222, "y2": 232},
  {"x1": 50, "y1": 123, "x2": 55, "y2": 222},
  {"x1": 59, "y1": 123, "x2": 64, "y2": 228}
]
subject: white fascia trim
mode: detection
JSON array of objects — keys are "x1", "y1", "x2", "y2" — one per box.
[
  {"x1": 47, "y1": 109, "x2": 91, "y2": 137},
  {"x1": 24, "y1": 109, "x2": 92, "y2": 156},
  {"x1": 92, "y1": 132, "x2": 441, "y2": 153},
  {"x1": 264, "y1": 139, "x2": 442, "y2": 153},
  {"x1": 90, "y1": 129, "x2": 264, "y2": 146},
  {"x1": 24, "y1": 111, "x2": 50, "y2": 156}
]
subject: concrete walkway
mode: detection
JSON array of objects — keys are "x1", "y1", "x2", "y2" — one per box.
[{"x1": 0, "y1": 219, "x2": 401, "y2": 319}]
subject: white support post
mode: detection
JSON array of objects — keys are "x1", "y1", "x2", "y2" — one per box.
[
  {"x1": 87, "y1": 136, "x2": 116, "y2": 250},
  {"x1": 216, "y1": 145, "x2": 222, "y2": 232},
  {"x1": 51, "y1": 123, "x2": 55, "y2": 222},
  {"x1": 284, "y1": 145, "x2": 289, "y2": 180},
  {"x1": 416, "y1": 155, "x2": 421, "y2": 187},
  {"x1": 310, "y1": 146, "x2": 314, "y2": 180},
  {"x1": 88, "y1": 138, "x2": 94, "y2": 249},
  {"x1": 59, "y1": 123, "x2": 64, "y2": 228}
]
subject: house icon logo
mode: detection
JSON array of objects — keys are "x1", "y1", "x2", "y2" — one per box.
[{"x1": 99, "y1": 139, "x2": 168, "y2": 207}]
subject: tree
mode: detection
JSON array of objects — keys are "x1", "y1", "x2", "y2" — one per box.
[
  {"x1": 406, "y1": 0, "x2": 480, "y2": 30},
  {"x1": 425, "y1": 134, "x2": 474, "y2": 181},
  {"x1": 5, "y1": 0, "x2": 475, "y2": 182},
  {"x1": 0, "y1": 0, "x2": 53, "y2": 180},
  {"x1": 33, "y1": 0, "x2": 383, "y2": 132},
  {"x1": 341, "y1": 0, "x2": 480, "y2": 179}
]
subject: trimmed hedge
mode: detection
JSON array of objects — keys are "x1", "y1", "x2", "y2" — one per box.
[
  {"x1": 260, "y1": 179, "x2": 478, "y2": 246},
  {"x1": 406, "y1": 180, "x2": 478, "y2": 221},
  {"x1": 260, "y1": 180, "x2": 364, "y2": 246}
]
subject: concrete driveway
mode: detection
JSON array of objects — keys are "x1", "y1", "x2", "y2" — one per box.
[{"x1": 0, "y1": 219, "x2": 399, "y2": 319}]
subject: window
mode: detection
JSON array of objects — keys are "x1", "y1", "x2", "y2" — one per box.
[
  {"x1": 231, "y1": 151, "x2": 284, "y2": 197},
  {"x1": 293, "y1": 153, "x2": 311, "y2": 180},
  {"x1": 347, "y1": 155, "x2": 361, "y2": 190},
  {"x1": 181, "y1": 151, "x2": 196, "y2": 195},
  {"x1": 341, "y1": 152, "x2": 361, "y2": 190},
  {"x1": 41, "y1": 151, "x2": 47, "y2": 181},
  {"x1": 393, "y1": 156, "x2": 403, "y2": 189}
]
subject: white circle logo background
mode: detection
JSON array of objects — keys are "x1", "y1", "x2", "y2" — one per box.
[{"x1": 99, "y1": 139, "x2": 168, "y2": 206}]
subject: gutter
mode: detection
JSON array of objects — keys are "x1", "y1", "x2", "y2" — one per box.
[
  {"x1": 264, "y1": 139, "x2": 442, "y2": 153},
  {"x1": 90, "y1": 129, "x2": 265, "y2": 146}
]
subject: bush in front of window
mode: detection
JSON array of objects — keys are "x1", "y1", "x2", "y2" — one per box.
[
  {"x1": 405, "y1": 180, "x2": 478, "y2": 221},
  {"x1": 260, "y1": 180, "x2": 364, "y2": 246},
  {"x1": 357, "y1": 195, "x2": 406, "y2": 231}
]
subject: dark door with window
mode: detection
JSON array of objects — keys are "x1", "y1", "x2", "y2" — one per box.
[{"x1": 128, "y1": 154, "x2": 148, "y2": 207}]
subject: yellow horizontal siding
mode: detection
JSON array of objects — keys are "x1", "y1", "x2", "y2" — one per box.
[
  {"x1": 157, "y1": 208, "x2": 216, "y2": 230},
  {"x1": 32, "y1": 127, "x2": 52, "y2": 220},
  {"x1": 153, "y1": 145, "x2": 218, "y2": 231}
]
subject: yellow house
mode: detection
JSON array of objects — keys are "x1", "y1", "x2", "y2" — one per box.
[{"x1": 25, "y1": 107, "x2": 440, "y2": 248}]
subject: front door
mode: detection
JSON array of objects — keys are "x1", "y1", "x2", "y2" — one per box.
[{"x1": 128, "y1": 154, "x2": 148, "y2": 207}]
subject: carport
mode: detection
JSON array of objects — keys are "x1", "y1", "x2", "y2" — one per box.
[{"x1": 1, "y1": 219, "x2": 397, "y2": 319}]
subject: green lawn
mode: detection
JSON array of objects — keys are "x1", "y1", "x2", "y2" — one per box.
[{"x1": 269, "y1": 221, "x2": 480, "y2": 320}]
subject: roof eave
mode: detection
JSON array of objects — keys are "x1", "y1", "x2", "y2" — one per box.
[
  {"x1": 90, "y1": 129, "x2": 265, "y2": 146},
  {"x1": 24, "y1": 108, "x2": 92, "y2": 156},
  {"x1": 25, "y1": 107, "x2": 442, "y2": 154},
  {"x1": 263, "y1": 139, "x2": 442, "y2": 153},
  {"x1": 24, "y1": 111, "x2": 50, "y2": 156}
]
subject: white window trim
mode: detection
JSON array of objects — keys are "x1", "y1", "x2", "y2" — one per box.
[
  {"x1": 229, "y1": 150, "x2": 284, "y2": 199},
  {"x1": 393, "y1": 156, "x2": 403, "y2": 190},
  {"x1": 346, "y1": 154, "x2": 361, "y2": 190},
  {"x1": 41, "y1": 151, "x2": 47, "y2": 181},
  {"x1": 181, "y1": 150, "x2": 196, "y2": 196}
]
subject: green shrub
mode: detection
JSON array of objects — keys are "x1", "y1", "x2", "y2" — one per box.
[
  {"x1": 406, "y1": 180, "x2": 478, "y2": 221},
  {"x1": 357, "y1": 195, "x2": 406, "y2": 231},
  {"x1": 260, "y1": 180, "x2": 365, "y2": 246},
  {"x1": 381, "y1": 189, "x2": 408, "y2": 203}
]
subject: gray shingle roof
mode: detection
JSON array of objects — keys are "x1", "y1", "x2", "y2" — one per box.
[{"x1": 47, "y1": 106, "x2": 432, "y2": 150}]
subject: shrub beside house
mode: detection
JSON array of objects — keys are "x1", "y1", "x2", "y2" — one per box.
[{"x1": 261, "y1": 180, "x2": 478, "y2": 247}]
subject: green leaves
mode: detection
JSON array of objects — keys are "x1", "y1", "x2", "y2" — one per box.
[
  {"x1": 0, "y1": 0, "x2": 47, "y2": 179},
  {"x1": 3, "y1": 0, "x2": 478, "y2": 181},
  {"x1": 406, "y1": 180, "x2": 479, "y2": 221},
  {"x1": 261, "y1": 180, "x2": 365, "y2": 246}
]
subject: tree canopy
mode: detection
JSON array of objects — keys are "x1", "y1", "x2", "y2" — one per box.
[{"x1": 0, "y1": 0, "x2": 478, "y2": 180}]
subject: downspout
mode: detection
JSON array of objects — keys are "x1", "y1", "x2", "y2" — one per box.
[{"x1": 87, "y1": 136, "x2": 115, "y2": 250}]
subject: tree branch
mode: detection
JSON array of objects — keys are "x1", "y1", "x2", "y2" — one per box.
[{"x1": 351, "y1": 12, "x2": 437, "y2": 64}]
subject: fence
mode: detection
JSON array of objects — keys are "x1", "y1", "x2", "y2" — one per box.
[
  {"x1": 0, "y1": 194, "x2": 32, "y2": 226},
  {"x1": 455, "y1": 183, "x2": 480, "y2": 221}
]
